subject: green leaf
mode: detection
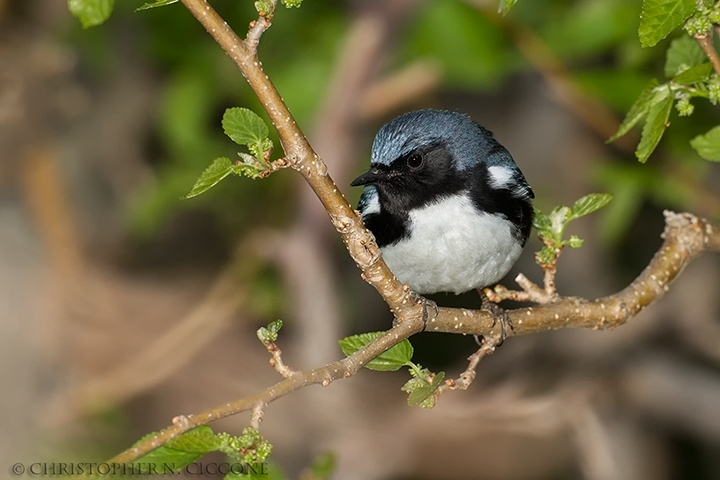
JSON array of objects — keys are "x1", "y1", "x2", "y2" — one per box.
[
  {"x1": 185, "y1": 157, "x2": 234, "y2": 198},
  {"x1": 257, "y1": 319, "x2": 283, "y2": 344},
  {"x1": 690, "y1": 125, "x2": 720, "y2": 161},
  {"x1": 635, "y1": 88, "x2": 674, "y2": 162},
  {"x1": 665, "y1": 34, "x2": 706, "y2": 77},
  {"x1": 607, "y1": 79, "x2": 660, "y2": 143},
  {"x1": 407, "y1": 371, "x2": 445, "y2": 408},
  {"x1": 68, "y1": 0, "x2": 115, "y2": 28},
  {"x1": 532, "y1": 209, "x2": 551, "y2": 231},
  {"x1": 136, "y1": 0, "x2": 177, "y2": 11},
  {"x1": 498, "y1": 0, "x2": 518, "y2": 15},
  {"x1": 566, "y1": 235, "x2": 585, "y2": 248},
  {"x1": 638, "y1": 0, "x2": 696, "y2": 48},
  {"x1": 222, "y1": 107, "x2": 270, "y2": 147},
  {"x1": 132, "y1": 427, "x2": 220, "y2": 473},
  {"x1": 166, "y1": 426, "x2": 222, "y2": 453},
  {"x1": 338, "y1": 332, "x2": 413, "y2": 371},
  {"x1": 569, "y1": 193, "x2": 614, "y2": 219},
  {"x1": 672, "y1": 62, "x2": 713, "y2": 84}
]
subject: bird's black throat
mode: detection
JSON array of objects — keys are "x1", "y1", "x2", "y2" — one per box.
[{"x1": 360, "y1": 144, "x2": 534, "y2": 248}]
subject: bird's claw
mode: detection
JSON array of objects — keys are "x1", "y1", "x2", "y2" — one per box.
[
  {"x1": 477, "y1": 291, "x2": 513, "y2": 346},
  {"x1": 394, "y1": 292, "x2": 437, "y2": 330}
]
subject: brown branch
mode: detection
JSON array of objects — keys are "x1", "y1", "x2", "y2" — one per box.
[
  {"x1": 106, "y1": 318, "x2": 423, "y2": 465},
  {"x1": 265, "y1": 341, "x2": 295, "y2": 379},
  {"x1": 428, "y1": 211, "x2": 719, "y2": 336},
  {"x1": 696, "y1": 32, "x2": 720, "y2": 77},
  {"x1": 105, "y1": 1, "x2": 720, "y2": 468},
  {"x1": 437, "y1": 337, "x2": 499, "y2": 395},
  {"x1": 177, "y1": 0, "x2": 419, "y2": 322}
]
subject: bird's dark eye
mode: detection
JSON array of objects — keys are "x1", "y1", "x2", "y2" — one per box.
[{"x1": 407, "y1": 153, "x2": 423, "y2": 169}]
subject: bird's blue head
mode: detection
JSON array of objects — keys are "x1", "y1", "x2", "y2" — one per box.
[
  {"x1": 370, "y1": 109, "x2": 513, "y2": 171},
  {"x1": 352, "y1": 109, "x2": 534, "y2": 248}
]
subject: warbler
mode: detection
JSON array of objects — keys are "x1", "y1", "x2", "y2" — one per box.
[{"x1": 352, "y1": 109, "x2": 534, "y2": 339}]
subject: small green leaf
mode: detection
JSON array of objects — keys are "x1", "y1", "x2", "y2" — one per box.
[
  {"x1": 549, "y1": 205, "x2": 572, "y2": 236},
  {"x1": 136, "y1": 0, "x2": 177, "y2": 11},
  {"x1": 607, "y1": 79, "x2": 660, "y2": 143},
  {"x1": 535, "y1": 246, "x2": 555, "y2": 267},
  {"x1": 406, "y1": 371, "x2": 445, "y2": 408},
  {"x1": 185, "y1": 157, "x2": 234, "y2": 198},
  {"x1": 257, "y1": 319, "x2": 282, "y2": 344},
  {"x1": 532, "y1": 209, "x2": 551, "y2": 231},
  {"x1": 570, "y1": 193, "x2": 614, "y2": 219},
  {"x1": 339, "y1": 332, "x2": 413, "y2": 371},
  {"x1": 281, "y1": 0, "x2": 303, "y2": 7},
  {"x1": 690, "y1": 125, "x2": 720, "y2": 161},
  {"x1": 636, "y1": 88, "x2": 674, "y2": 163},
  {"x1": 132, "y1": 427, "x2": 220, "y2": 473},
  {"x1": 638, "y1": 0, "x2": 696, "y2": 48},
  {"x1": 68, "y1": 0, "x2": 115, "y2": 28},
  {"x1": 222, "y1": 108, "x2": 270, "y2": 147},
  {"x1": 267, "y1": 319, "x2": 283, "y2": 335},
  {"x1": 672, "y1": 62, "x2": 713, "y2": 85},
  {"x1": 665, "y1": 34, "x2": 706, "y2": 77},
  {"x1": 498, "y1": 0, "x2": 518, "y2": 15},
  {"x1": 167, "y1": 426, "x2": 222, "y2": 453},
  {"x1": 566, "y1": 235, "x2": 585, "y2": 248}
]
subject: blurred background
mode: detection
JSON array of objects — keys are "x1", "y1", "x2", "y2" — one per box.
[{"x1": 2, "y1": 0, "x2": 720, "y2": 478}]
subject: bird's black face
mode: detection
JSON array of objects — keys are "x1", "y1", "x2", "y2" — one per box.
[{"x1": 351, "y1": 142, "x2": 464, "y2": 213}]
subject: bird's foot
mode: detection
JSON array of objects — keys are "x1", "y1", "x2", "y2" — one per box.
[
  {"x1": 393, "y1": 291, "x2": 437, "y2": 330},
  {"x1": 476, "y1": 290, "x2": 513, "y2": 346}
]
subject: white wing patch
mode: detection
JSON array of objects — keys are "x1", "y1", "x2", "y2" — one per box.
[{"x1": 488, "y1": 165, "x2": 513, "y2": 188}]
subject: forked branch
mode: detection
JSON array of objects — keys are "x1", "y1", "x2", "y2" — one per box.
[{"x1": 106, "y1": 0, "x2": 720, "y2": 467}]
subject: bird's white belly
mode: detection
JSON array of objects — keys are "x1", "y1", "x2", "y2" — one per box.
[{"x1": 380, "y1": 195, "x2": 522, "y2": 294}]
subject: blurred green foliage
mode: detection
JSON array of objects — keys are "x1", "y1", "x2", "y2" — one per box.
[{"x1": 65, "y1": 0, "x2": 719, "y2": 245}]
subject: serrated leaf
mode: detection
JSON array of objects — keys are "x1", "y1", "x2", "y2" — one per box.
[
  {"x1": 607, "y1": 79, "x2": 660, "y2": 143},
  {"x1": 498, "y1": 0, "x2": 518, "y2": 15},
  {"x1": 636, "y1": 89, "x2": 674, "y2": 163},
  {"x1": 339, "y1": 332, "x2": 413, "y2": 371},
  {"x1": 672, "y1": 62, "x2": 713, "y2": 85},
  {"x1": 407, "y1": 371, "x2": 445, "y2": 407},
  {"x1": 570, "y1": 193, "x2": 614, "y2": 219},
  {"x1": 167, "y1": 426, "x2": 222, "y2": 453},
  {"x1": 186, "y1": 157, "x2": 234, "y2": 198},
  {"x1": 222, "y1": 108, "x2": 270, "y2": 147},
  {"x1": 690, "y1": 125, "x2": 720, "y2": 161},
  {"x1": 665, "y1": 34, "x2": 706, "y2": 77},
  {"x1": 638, "y1": 0, "x2": 696, "y2": 48},
  {"x1": 68, "y1": 0, "x2": 115, "y2": 28},
  {"x1": 132, "y1": 427, "x2": 220, "y2": 473},
  {"x1": 532, "y1": 209, "x2": 551, "y2": 231}
]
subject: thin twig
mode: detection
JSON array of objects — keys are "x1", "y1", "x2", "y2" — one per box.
[
  {"x1": 696, "y1": 32, "x2": 720, "y2": 77},
  {"x1": 427, "y1": 211, "x2": 719, "y2": 336},
  {"x1": 106, "y1": 318, "x2": 424, "y2": 465},
  {"x1": 110, "y1": 211, "x2": 719, "y2": 465},
  {"x1": 105, "y1": 0, "x2": 720, "y2": 467},
  {"x1": 437, "y1": 338, "x2": 499, "y2": 395},
  {"x1": 250, "y1": 402, "x2": 266, "y2": 430},
  {"x1": 266, "y1": 342, "x2": 295, "y2": 379}
]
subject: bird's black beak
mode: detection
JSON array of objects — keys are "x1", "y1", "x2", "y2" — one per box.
[{"x1": 351, "y1": 167, "x2": 386, "y2": 187}]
